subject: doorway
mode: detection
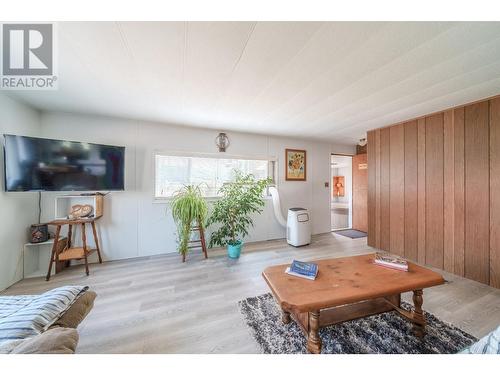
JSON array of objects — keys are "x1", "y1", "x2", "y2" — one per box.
[
  {"x1": 331, "y1": 153, "x2": 368, "y2": 237},
  {"x1": 352, "y1": 153, "x2": 368, "y2": 233},
  {"x1": 330, "y1": 154, "x2": 352, "y2": 231}
]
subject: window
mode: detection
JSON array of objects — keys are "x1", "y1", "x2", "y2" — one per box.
[{"x1": 155, "y1": 153, "x2": 275, "y2": 199}]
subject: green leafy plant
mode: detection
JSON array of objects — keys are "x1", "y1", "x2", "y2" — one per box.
[
  {"x1": 170, "y1": 184, "x2": 208, "y2": 256},
  {"x1": 207, "y1": 170, "x2": 272, "y2": 248}
]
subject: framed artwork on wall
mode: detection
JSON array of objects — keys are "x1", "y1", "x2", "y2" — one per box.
[
  {"x1": 333, "y1": 176, "x2": 345, "y2": 197},
  {"x1": 285, "y1": 149, "x2": 306, "y2": 181}
]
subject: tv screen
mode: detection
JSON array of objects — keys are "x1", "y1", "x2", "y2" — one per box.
[{"x1": 3, "y1": 134, "x2": 125, "y2": 192}]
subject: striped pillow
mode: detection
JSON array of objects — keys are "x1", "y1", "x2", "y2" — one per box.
[{"x1": 0, "y1": 286, "x2": 88, "y2": 345}]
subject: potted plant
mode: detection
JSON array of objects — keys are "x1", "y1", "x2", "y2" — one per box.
[
  {"x1": 170, "y1": 184, "x2": 208, "y2": 259},
  {"x1": 207, "y1": 171, "x2": 271, "y2": 259}
]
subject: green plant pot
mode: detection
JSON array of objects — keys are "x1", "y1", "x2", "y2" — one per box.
[{"x1": 227, "y1": 240, "x2": 243, "y2": 259}]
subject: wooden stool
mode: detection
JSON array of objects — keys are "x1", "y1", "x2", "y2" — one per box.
[
  {"x1": 183, "y1": 224, "x2": 208, "y2": 263},
  {"x1": 46, "y1": 218, "x2": 103, "y2": 281}
]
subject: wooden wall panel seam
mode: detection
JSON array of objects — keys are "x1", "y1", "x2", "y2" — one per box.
[
  {"x1": 417, "y1": 118, "x2": 426, "y2": 265},
  {"x1": 404, "y1": 121, "x2": 418, "y2": 262},
  {"x1": 425, "y1": 113, "x2": 444, "y2": 270},
  {"x1": 464, "y1": 102, "x2": 490, "y2": 284},
  {"x1": 390, "y1": 124, "x2": 405, "y2": 257},
  {"x1": 454, "y1": 107, "x2": 465, "y2": 277},
  {"x1": 375, "y1": 130, "x2": 381, "y2": 248},
  {"x1": 490, "y1": 98, "x2": 500, "y2": 288},
  {"x1": 443, "y1": 110, "x2": 455, "y2": 273},
  {"x1": 380, "y1": 128, "x2": 391, "y2": 252},
  {"x1": 367, "y1": 131, "x2": 376, "y2": 247}
]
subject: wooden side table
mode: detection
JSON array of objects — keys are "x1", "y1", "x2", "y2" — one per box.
[{"x1": 46, "y1": 218, "x2": 103, "y2": 281}]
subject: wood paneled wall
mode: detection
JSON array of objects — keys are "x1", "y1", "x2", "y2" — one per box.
[{"x1": 367, "y1": 96, "x2": 500, "y2": 288}]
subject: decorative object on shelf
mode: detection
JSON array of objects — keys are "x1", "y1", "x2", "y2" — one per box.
[
  {"x1": 30, "y1": 224, "x2": 49, "y2": 244},
  {"x1": 215, "y1": 132, "x2": 230, "y2": 152},
  {"x1": 55, "y1": 194, "x2": 104, "y2": 220},
  {"x1": 333, "y1": 176, "x2": 345, "y2": 197},
  {"x1": 68, "y1": 204, "x2": 93, "y2": 219},
  {"x1": 285, "y1": 149, "x2": 306, "y2": 181},
  {"x1": 170, "y1": 184, "x2": 208, "y2": 262},
  {"x1": 207, "y1": 170, "x2": 271, "y2": 259}
]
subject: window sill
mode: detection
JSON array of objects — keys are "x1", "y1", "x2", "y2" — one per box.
[
  {"x1": 153, "y1": 196, "x2": 273, "y2": 204},
  {"x1": 153, "y1": 196, "x2": 219, "y2": 204}
]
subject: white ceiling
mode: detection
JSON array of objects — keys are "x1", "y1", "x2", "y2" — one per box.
[{"x1": 9, "y1": 21, "x2": 500, "y2": 145}]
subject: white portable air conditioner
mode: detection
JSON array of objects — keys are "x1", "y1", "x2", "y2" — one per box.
[
  {"x1": 286, "y1": 208, "x2": 311, "y2": 247},
  {"x1": 269, "y1": 186, "x2": 311, "y2": 247}
]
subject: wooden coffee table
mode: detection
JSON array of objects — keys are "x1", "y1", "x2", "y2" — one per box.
[{"x1": 262, "y1": 254, "x2": 445, "y2": 353}]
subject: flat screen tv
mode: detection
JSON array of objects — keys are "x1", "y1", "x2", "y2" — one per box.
[{"x1": 3, "y1": 134, "x2": 125, "y2": 192}]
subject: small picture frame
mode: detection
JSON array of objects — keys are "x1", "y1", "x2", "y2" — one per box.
[{"x1": 285, "y1": 149, "x2": 306, "y2": 181}]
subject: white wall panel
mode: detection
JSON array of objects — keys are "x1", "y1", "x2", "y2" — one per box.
[
  {"x1": 0, "y1": 94, "x2": 41, "y2": 290},
  {"x1": 39, "y1": 111, "x2": 354, "y2": 262}
]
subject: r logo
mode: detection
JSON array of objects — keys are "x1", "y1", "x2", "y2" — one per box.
[{"x1": 2, "y1": 24, "x2": 53, "y2": 76}]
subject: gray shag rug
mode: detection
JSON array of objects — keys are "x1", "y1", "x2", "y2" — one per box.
[{"x1": 238, "y1": 293, "x2": 476, "y2": 354}]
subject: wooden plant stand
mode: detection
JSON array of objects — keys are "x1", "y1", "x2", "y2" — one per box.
[
  {"x1": 46, "y1": 218, "x2": 103, "y2": 281},
  {"x1": 183, "y1": 224, "x2": 208, "y2": 263}
]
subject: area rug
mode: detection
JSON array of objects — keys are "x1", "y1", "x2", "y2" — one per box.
[
  {"x1": 334, "y1": 229, "x2": 367, "y2": 239},
  {"x1": 238, "y1": 293, "x2": 476, "y2": 354}
]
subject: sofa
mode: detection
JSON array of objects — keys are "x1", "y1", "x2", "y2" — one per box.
[
  {"x1": 461, "y1": 325, "x2": 500, "y2": 354},
  {"x1": 0, "y1": 288, "x2": 96, "y2": 354}
]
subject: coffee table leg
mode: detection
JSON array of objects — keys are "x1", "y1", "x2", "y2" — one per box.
[
  {"x1": 307, "y1": 311, "x2": 322, "y2": 354},
  {"x1": 281, "y1": 308, "x2": 291, "y2": 324},
  {"x1": 412, "y1": 289, "x2": 425, "y2": 337}
]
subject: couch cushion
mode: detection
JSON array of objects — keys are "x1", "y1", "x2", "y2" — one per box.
[
  {"x1": 10, "y1": 327, "x2": 79, "y2": 354},
  {"x1": 51, "y1": 290, "x2": 96, "y2": 329},
  {"x1": 461, "y1": 326, "x2": 500, "y2": 354},
  {"x1": 0, "y1": 285, "x2": 88, "y2": 344}
]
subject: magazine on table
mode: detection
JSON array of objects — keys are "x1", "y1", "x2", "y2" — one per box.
[
  {"x1": 285, "y1": 260, "x2": 319, "y2": 280},
  {"x1": 374, "y1": 252, "x2": 408, "y2": 271}
]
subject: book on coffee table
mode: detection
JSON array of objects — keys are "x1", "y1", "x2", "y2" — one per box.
[
  {"x1": 286, "y1": 260, "x2": 319, "y2": 280},
  {"x1": 374, "y1": 252, "x2": 408, "y2": 271}
]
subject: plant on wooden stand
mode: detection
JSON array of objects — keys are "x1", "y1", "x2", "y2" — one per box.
[
  {"x1": 170, "y1": 184, "x2": 208, "y2": 258},
  {"x1": 207, "y1": 170, "x2": 271, "y2": 259}
]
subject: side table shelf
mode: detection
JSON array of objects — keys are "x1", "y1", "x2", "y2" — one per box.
[{"x1": 23, "y1": 238, "x2": 66, "y2": 279}]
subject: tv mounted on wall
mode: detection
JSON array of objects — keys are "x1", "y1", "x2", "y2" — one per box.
[{"x1": 3, "y1": 134, "x2": 125, "y2": 192}]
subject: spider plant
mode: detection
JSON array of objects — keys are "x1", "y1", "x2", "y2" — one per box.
[{"x1": 170, "y1": 184, "x2": 208, "y2": 257}]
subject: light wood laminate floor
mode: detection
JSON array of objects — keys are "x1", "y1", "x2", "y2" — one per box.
[{"x1": 2, "y1": 233, "x2": 500, "y2": 353}]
